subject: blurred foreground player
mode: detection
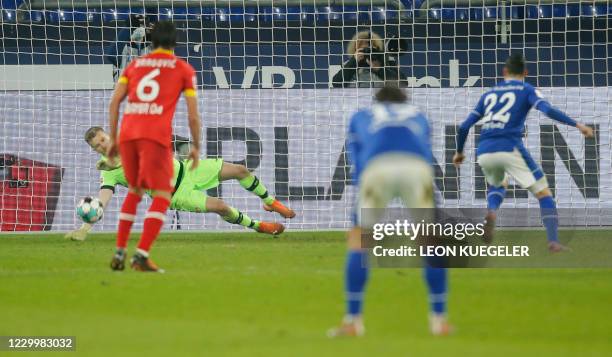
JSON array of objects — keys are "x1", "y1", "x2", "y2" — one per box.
[
  {"x1": 328, "y1": 86, "x2": 451, "y2": 337},
  {"x1": 453, "y1": 54, "x2": 593, "y2": 252},
  {"x1": 106, "y1": 21, "x2": 199, "y2": 272},
  {"x1": 65, "y1": 128, "x2": 291, "y2": 241}
]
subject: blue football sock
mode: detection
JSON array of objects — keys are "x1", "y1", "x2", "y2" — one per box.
[
  {"x1": 487, "y1": 185, "x2": 506, "y2": 211},
  {"x1": 345, "y1": 250, "x2": 369, "y2": 317},
  {"x1": 424, "y1": 265, "x2": 447, "y2": 315},
  {"x1": 539, "y1": 196, "x2": 559, "y2": 242}
]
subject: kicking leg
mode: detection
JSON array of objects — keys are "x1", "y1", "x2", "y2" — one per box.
[
  {"x1": 220, "y1": 162, "x2": 295, "y2": 219},
  {"x1": 506, "y1": 147, "x2": 564, "y2": 251}
]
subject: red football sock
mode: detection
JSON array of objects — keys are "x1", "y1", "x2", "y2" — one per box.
[
  {"x1": 117, "y1": 192, "x2": 142, "y2": 249},
  {"x1": 137, "y1": 196, "x2": 171, "y2": 253}
]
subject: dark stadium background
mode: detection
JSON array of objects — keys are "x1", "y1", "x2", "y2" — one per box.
[{"x1": 1, "y1": 1, "x2": 610, "y2": 88}]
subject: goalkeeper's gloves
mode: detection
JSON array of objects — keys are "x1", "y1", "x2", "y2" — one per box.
[{"x1": 64, "y1": 223, "x2": 92, "y2": 241}]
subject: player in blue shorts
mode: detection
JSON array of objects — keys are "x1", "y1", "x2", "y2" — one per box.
[
  {"x1": 453, "y1": 54, "x2": 593, "y2": 252},
  {"x1": 328, "y1": 86, "x2": 451, "y2": 337}
]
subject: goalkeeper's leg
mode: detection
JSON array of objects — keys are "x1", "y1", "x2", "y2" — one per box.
[
  {"x1": 172, "y1": 189, "x2": 284, "y2": 235},
  {"x1": 219, "y1": 162, "x2": 296, "y2": 219},
  {"x1": 205, "y1": 197, "x2": 284, "y2": 235}
]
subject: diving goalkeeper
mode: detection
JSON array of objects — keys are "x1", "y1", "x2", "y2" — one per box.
[{"x1": 65, "y1": 127, "x2": 295, "y2": 240}]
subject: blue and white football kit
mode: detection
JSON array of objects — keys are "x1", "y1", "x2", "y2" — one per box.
[
  {"x1": 457, "y1": 79, "x2": 578, "y2": 243},
  {"x1": 457, "y1": 79, "x2": 577, "y2": 193},
  {"x1": 348, "y1": 102, "x2": 435, "y2": 227},
  {"x1": 340, "y1": 103, "x2": 447, "y2": 330}
]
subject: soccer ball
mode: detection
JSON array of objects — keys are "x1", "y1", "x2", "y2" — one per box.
[{"x1": 76, "y1": 197, "x2": 104, "y2": 223}]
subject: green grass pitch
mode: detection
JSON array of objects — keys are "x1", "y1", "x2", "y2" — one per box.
[{"x1": 1, "y1": 231, "x2": 611, "y2": 356}]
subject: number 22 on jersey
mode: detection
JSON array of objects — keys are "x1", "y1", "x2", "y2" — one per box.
[{"x1": 480, "y1": 92, "x2": 516, "y2": 128}]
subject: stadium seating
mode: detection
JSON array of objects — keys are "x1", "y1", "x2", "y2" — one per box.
[{"x1": 3, "y1": 1, "x2": 612, "y2": 24}]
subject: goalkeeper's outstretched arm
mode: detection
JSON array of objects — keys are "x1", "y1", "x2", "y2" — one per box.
[{"x1": 64, "y1": 188, "x2": 114, "y2": 241}]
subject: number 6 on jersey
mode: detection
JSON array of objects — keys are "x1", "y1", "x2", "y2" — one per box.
[{"x1": 136, "y1": 68, "x2": 161, "y2": 102}]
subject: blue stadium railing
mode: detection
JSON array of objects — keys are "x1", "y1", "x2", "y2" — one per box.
[{"x1": 2, "y1": 1, "x2": 612, "y2": 24}]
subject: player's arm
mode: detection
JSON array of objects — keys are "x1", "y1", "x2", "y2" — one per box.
[
  {"x1": 64, "y1": 188, "x2": 113, "y2": 241},
  {"x1": 346, "y1": 114, "x2": 362, "y2": 175},
  {"x1": 65, "y1": 168, "x2": 119, "y2": 241},
  {"x1": 185, "y1": 95, "x2": 201, "y2": 169},
  {"x1": 184, "y1": 69, "x2": 201, "y2": 169},
  {"x1": 97, "y1": 187, "x2": 114, "y2": 208},
  {"x1": 107, "y1": 75, "x2": 129, "y2": 160},
  {"x1": 530, "y1": 88, "x2": 593, "y2": 138},
  {"x1": 453, "y1": 98, "x2": 484, "y2": 166}
]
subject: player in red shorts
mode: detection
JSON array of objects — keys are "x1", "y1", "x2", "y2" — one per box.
[{"x1": 106, "y1": 21, "x2": 201, "y2": 272}]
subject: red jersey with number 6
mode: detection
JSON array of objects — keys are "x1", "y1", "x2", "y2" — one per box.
[{"x1": 118, "y1": 49, "x2": 197, "y2": 147}]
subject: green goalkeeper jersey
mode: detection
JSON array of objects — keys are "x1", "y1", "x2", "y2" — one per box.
[
  {"x1": 99, "y1": 158, "x2": 182, "y2": 193},
  {"x1": 98, "y1": 156, "x2": 224, "y2": 212}
]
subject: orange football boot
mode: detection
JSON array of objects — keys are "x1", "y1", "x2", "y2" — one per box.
[
  {"x1": 256, "y1": 222, "x2": 285, "y2": 236},
  {"x1": 130, "y1": 254, "x2": 165, "y2": 273},
  {"x1": 263, "y1": 200, "x2": 296, "y2": 219}
]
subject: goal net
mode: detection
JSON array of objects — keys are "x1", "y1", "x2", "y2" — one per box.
[{"x1": 1, "y1": 0, "x2": 611, "y2": 232}]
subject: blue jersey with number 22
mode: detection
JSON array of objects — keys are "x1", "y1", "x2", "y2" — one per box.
[{"x1": 457, "y1": 79, "x2": 577, "y2": 156}]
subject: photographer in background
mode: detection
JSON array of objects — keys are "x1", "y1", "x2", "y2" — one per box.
[
  {"x1": 104, "y1": 14, "x2": 154, "y2": 81},
  {"x1": 332, "y1": 31, "x2": 407, "y2": 88}
]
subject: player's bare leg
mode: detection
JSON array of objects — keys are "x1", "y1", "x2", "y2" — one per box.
[
  {"x1": 205, "y1": 196, "x2": 285, "y2": 236},
  {"x1": 328, "y1": 227, "x2": 366, "y2": 338},
  {"x1": 220, "y1": 162, "x2": 295, "y2": 219},
  {"x1": 129, "y1": 189, "x2": 171, "y2": 273}
]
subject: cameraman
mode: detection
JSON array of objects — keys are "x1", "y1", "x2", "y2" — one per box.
[
  {"x1": 104, "y1": 14, "x2": 154, "y2": 81},
  {"x1": 332, "y1": 31, "x2": 407, "y2": 88}
]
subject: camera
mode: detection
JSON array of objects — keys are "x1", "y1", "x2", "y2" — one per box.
[
  {"x1": 360, "y1": 47, "x2": 385, "y2": 66},
  {"x1": 385, "y1": 34, "x2": 408, "y2": 53}
]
